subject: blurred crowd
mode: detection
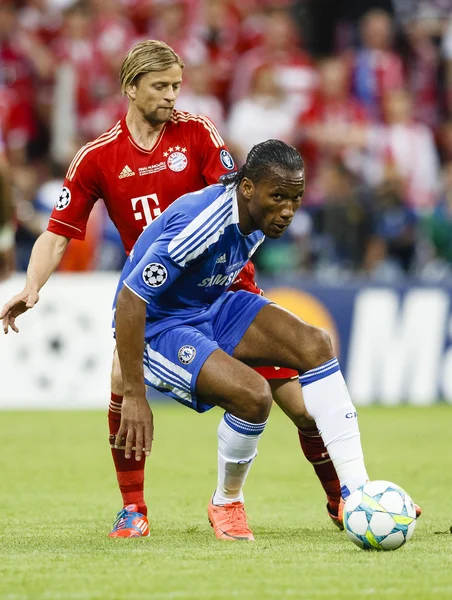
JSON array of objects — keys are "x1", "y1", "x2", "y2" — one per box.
[{"x1": 2, "y1": 0, "x2": 452, "y2": 282}]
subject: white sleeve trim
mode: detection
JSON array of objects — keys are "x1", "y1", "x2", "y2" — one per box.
[{"x1": 123, "y1": 281, "x2": 149, "y2": 304}]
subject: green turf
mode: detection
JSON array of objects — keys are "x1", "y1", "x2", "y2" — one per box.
[{"x1": 1, "y1": 405, "x2": 452, "y2": 600}]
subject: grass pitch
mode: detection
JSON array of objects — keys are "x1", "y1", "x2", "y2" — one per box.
[{"x1": 1, "y1": 404, "x2": 452, "y2": 600}]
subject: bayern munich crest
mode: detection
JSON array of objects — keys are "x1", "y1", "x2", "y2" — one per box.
[
  {"x1": 167, "y1": 151, "x2": 188, "y2": 172},
  {"x1": 56, "y1": 187, "x2": 71, "y2": 210},
  {"x1": 178, "y1": 345, "x2": 196, "y2": 365},
  {"x1": 142, "y1": 263, "x2": 168, "y2": 287}
]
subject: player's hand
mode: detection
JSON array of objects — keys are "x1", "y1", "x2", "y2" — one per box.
[
  {"x1": 115, "y1": 396, "x2": 153, "y2": 461},
  {"x1": 1, "y1": 288, "x2": 40, "y2": 334}
]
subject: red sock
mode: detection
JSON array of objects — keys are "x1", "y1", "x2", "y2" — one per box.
[
  {"x1": 298, "y1": 427, "x2": 341, "y2": 511},
  {"x1": 108, "y1": 393, "x2": 147, "y2": 516}
]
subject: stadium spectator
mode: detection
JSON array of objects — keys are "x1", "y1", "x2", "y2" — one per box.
[
  {"x1": 441, "y1": 15, "x2": 452, "y2": 114},
  {"x1": 420, "y1": 162, "x2": 452, "y2": 276},
  {"x1": 297, "y1": 56, "x2": 368, "y2": 182},
  {"x1": 351, "y1": 9, "x2": 405, "y2": 120},
  {"x1": 310, "y1": 160, "x2": 374, "y2": 274},
  {"x1": 193, "y1": 0, "x2": 241, "y2": 102},
  {"x1": 402, "y1": 16, "x2": 441, "y2": 129},
  {"x1": 0, "y1": 1, "x2": 54, "y2": 165},
  {"x1": 438, "y1": 118, "x2": 452, "y2": 163},
  {"x1": 229, "y1": 7, "x2": 318, "y2": 116},
  {"x1": 0, "y1": 133, "x2": 15, "y2": 281},
  {"x1": 364, "y1": 88, "x2": 440, "y2": 213},
  {"x1": 148, "y1": 0, "x2": 207, "y2": 66},
  {"x1": 366, "y1": 165, "x2": 418, "y2": 278},
  {"x1": 227, "y1": 64, "x2": 298, "y2": 164},
  {"x1": 176, "y1": 63, "x2": 226, "y2": 132}
]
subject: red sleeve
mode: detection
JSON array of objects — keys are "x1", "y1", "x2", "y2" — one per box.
[
  {"x1": 228, "y1": 261, "x2": 262, "y2": 295},
  {"x1": 195, "y1": 115, "x2": 236, "y2": 185},
  {"x1": 47, "y1": 151, "x2": 101, "y2": 240}
]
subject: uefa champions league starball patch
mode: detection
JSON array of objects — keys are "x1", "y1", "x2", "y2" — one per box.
[
  {"x1": 56, "y1": 187, "x2": 71, "y2": 210},
  {"x1": 178, "y1": 345, "x2": 196, "y2": 364},
  {"x1": 220, "y1": 149, "x2": 234, "y2": 170},
  {"x1": 167, "y1": 151, "x2": 188, "y2": 172},
  {"x1": 142, "y1": 263, "x2": 168, "y2": 287}
]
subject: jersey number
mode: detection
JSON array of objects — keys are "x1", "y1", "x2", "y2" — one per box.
[{"x1": 131, "y1": 194, "x2": 161, "y2": 229}]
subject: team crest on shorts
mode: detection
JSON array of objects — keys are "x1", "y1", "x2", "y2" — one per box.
[
  {"x1": 220, "y1": 149, "x2": 234, "y2": 170},
  {"x1": 142, "y1": 263, "x2": 167, "y2": 287},
  {"x1": 178, "y1": 345, "x2": 196, "y2": 364},
  {"x1": 167, "y1": 151, "x2": 188, "y2": 172},
  {"x1": 56, "y1": 187, "x2": 71, "y2": 210}
]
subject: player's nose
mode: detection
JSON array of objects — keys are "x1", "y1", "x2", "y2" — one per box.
[
  {"x1": 164, "y1": 88, "x2": 177, "y2": 102},
  {"x1": 280, "y1": 206, "x2": 295, "y2": 221}
]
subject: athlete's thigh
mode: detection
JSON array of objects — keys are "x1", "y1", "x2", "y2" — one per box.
[
  {"x1": 196, "y1": 348, "x2": 271, "y2": 421},
  {"x1": 233, "y1": 303, "x2": 333, "y2": 372},
  {"x1": 145, "y1": 324, "x2": 270, "y2": 419}
]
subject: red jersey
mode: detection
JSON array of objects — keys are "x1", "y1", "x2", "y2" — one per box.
[{"x1": 48, "y1": 110, "x2": 236, "y2": 253}]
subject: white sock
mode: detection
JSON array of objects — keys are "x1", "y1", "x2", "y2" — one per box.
[
  {"x1": 300, "y1": 358, "x2": 369, "y2": 497},
  {"x1": 213, "y1": 413, "x2": 267, "y2": 505}
]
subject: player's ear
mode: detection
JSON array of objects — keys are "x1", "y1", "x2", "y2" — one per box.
[
  {"x1": 240, "y1": 177, "x2": 254, "y2": 201},
  {"x1": 125, "y1": 83, "x2": 137, "y2": 100}
]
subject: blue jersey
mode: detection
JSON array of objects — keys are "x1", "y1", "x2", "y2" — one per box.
[{"x1": 113, "y1": 184, "x2": 265, "y2": 339}]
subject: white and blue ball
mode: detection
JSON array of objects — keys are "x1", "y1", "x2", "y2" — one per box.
[{"x1": 343, "y1": 480, "x2": 416, "y2": 551}]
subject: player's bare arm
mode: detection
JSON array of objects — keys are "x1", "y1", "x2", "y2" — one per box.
[
  {"x1": 114, "y1": 286, "x2": 153, "y2": 461},
  {"x1": 1, "y1": 231, "x2": 69, "y2": 334}
]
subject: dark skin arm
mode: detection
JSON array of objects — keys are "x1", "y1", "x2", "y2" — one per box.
[{"x1": 115, "y1": 286, "x2": 153, "y2": 461}]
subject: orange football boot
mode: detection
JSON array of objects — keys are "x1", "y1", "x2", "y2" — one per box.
[
  {"x1": 327, "y1": 498, "x2": 345, "y2": 530},
  {"x1": 208, "y1": 498, "x2": 254, "y2": 541}
]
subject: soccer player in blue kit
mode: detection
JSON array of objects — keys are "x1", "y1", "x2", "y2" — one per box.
[{"x1": 113, "y1": 139, "x2": 371, "y2": 541}]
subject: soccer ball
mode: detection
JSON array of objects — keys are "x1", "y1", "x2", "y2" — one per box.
[{"x1": 343, "y1": 480, "x2": 416, "y2": 551}]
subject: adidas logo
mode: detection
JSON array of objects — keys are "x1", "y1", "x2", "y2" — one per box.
[
  {"x1": 119, "y1": 165, "x2": 135, "y2": 178},
  {"x1": 216, "y1": 253, "x2": 227, "y2": 264}
]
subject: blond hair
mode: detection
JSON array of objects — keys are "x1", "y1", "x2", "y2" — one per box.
[{"x1": 120, "y1": 40, "x2": 184, "y2": 96}]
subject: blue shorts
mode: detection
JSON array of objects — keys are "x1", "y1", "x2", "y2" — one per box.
[{"x1": 143, "y1": 290, "x2": 271, "y2": 413}]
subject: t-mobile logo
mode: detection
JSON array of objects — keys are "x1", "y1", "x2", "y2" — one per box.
[{"x1": 131, "y1": 194, "x2": 161, "y2": 228}]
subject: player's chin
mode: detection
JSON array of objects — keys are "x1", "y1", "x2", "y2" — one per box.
[
  {"x1": 265, "y1": 224, "x2": 289, "y2": 238},
  {"x1": 145, "y1": 110, "x2": 172, "y2": 125},
  {"x1": 265, "y1": 231, "x2": 283, "y2": 239}
]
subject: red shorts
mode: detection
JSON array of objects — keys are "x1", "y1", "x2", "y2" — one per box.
[{"x1": 253, "y1": 366, "x2": 299, "y2": 380}]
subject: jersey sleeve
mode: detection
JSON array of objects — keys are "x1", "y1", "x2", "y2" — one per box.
[
  {"x1": 47, "y1": 152, "x2": 101, "y2": 240},
  {"x1": 195, "y1": 116, "x2": 236, "y2": 185},
  {"x1": 228, "y1": 260, "x2": 263, "y2": 295},
  {"x1": 123, "y1": 213, "x2": 192, "y2": 304}
]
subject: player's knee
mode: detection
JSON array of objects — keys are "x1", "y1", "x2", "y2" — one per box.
[
  {"x1": 303, "y1": 326, "x2": 334, "y2": 369},
  {"x1": 238, "y1": 377, "x2": 273, "y2": 424}
]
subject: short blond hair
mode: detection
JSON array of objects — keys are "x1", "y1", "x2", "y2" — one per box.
[{"x1": 120, "y1": 40, "x2": 184, "y2": 96}]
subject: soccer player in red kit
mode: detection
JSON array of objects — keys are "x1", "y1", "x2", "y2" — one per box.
[{"x1": 1, "y1": 40, "x2": 349, "y2": 536}]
